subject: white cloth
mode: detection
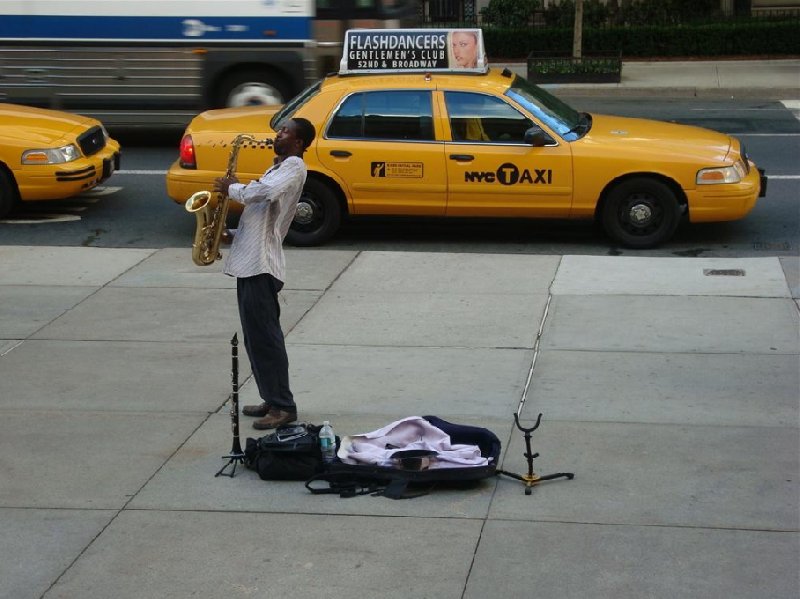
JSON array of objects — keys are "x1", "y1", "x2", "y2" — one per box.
[
  {"x1": 223, "y1": 156, "x2": 307, "y2": 282},
  {"x1": 338, "y1": 416, "x2": 490, "y2": 469}
]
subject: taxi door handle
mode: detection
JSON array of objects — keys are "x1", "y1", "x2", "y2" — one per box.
[
  {"x1": 330, "y1": 150, "x2": 352, "y2": 157},
  {"x1": 449, "y1": 154, "x2": 474, "y2": 161}
]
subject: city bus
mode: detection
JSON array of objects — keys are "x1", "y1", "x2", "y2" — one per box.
[{"x1": 0, "y1": 0, "x2": 417, "y2": 128}]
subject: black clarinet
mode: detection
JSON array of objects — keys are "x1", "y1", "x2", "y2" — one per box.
[{"x1": 215, "y1": 333, "x2": 246, "y2": 477}]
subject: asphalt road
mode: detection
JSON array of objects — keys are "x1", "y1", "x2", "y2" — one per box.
[{"x1": 1, "y1": 97, "x2": 797, "y2": 258}]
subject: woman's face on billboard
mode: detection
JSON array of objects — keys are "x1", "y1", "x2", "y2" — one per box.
[{"x1": 451, "y1": 31, "x2": 478, "y2": 68}]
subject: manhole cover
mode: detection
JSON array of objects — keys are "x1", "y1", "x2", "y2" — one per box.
[{"x1": 703, "y1": 269, "x2": 745, "y2": 276}]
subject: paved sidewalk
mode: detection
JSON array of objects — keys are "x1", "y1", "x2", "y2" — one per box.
[
  {"x1": 0, "y1": 246, "x2": 798, "y2": 599},
  {"x1": 497, "y1": 58, "x2": 800, "y2": 98}
]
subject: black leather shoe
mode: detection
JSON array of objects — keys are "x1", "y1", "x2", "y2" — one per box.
[{"x1": 242, "y1": 402, "x2": 269, "y2": 417}]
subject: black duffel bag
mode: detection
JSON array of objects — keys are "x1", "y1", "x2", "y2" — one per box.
[{"x1": 244, "y1": 423, "x2": 329, "y2": 481}]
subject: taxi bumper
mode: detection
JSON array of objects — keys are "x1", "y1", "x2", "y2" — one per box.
[
  {"x1": 686, "y1": 165, "x2": 764, "y2": 223},
  {"x1": 16, "y1": 145, "x2": 121, "y2": 202},
  {"x1": 167, "y1": 161, "x2": 217, "y2": 205}
]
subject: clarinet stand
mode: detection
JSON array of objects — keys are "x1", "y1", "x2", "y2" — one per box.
[
  {"x1": 498, "y1": 413, "x2": 574, "y2": 495},
  {"x1": 215, "y1": 333, "x2": 246, "y2": 477}
]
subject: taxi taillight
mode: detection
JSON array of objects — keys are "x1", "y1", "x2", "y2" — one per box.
[{"x1": 179, "y1": 134, "x2": 197, "y2": 169}]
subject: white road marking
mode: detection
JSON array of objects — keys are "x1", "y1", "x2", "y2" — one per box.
[
  {"x1": 0, "y1": 187, "x2": 123, "y2": 224},
  {"x1": 0, "y1": 214, "x2": 82, "y2": 224},
  {"x1": 80, "y1": 186, "x2": 123, "y2": 196},
  {"x1": 116, "y1": 170, "x2": 167, "y2": 175},
  {"x1": 690, "y1": 107, "x2": 788, "y2": 111}
]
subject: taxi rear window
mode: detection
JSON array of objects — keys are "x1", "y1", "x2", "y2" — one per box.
[
  {"x1": 327, "y1": 90, "x2": 434, "y2": 141},
  {"x1": 270, "y1": 80, "x2": 323, "y2": 130}
]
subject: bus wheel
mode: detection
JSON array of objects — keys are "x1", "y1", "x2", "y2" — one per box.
[
  {"x1": 286, "y1": 179, "x2": 342, "y2": 246},
  {"x1": 216, "y1": 70, "x2": 289, "y2": 107}
]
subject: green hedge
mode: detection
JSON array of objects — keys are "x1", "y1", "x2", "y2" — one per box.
[
  {"x1": 539, "y1": 0, "x2": 721, "y2": 28},
  {"x1": 482, "y1": 19, "x2": 800, "y2": 59}
]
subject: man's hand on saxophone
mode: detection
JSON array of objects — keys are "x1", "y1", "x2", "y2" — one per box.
[
  {"x1": 213, "y1": 176, "x2": 238, "y2": 245},
  {"x1": 213, "y1": 175, "x2": 239, "y2": 196}
]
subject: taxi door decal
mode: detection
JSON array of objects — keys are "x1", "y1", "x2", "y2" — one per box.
[
  {"x1": 464, "y1": 162, "x2": 553, "y2": 185},
  {"x1": 371, "y1": 161, "x2": 424, "y2": 178}
]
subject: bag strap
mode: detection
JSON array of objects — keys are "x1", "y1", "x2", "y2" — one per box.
[
  {"x1": 381, "y1": 478, "x2": 435, "y2": 500},
  {"x1": 304, "y1": 472, "x2": 435, "y2": 500},
  {"x1": 305, "y1": 472, "x2": 387, "y2": 498}
]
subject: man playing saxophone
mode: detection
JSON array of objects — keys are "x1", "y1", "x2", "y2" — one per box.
[{"x1": 213, "y1": 117, "x2": 316, "y2": 430}]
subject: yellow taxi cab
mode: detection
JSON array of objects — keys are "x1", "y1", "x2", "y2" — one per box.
[
  {"x1": 0, "y1": 103, "x2": 121, "y2": 219},
  {"x1": 167, "y1": 28, "x2": 766, "y2": 248}
]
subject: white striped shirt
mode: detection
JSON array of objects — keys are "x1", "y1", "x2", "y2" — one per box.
[{"x1": 222, "y1": 156, "x2": 307, "y2": 282}]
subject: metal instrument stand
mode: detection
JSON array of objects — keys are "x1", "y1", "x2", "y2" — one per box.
[
  {"x1": 215, "y1": 450, "x2": 246, "y2": 478},
  {"x1": 215, "y1": 333, "x2": 246, "y2": 477},
  {"x1": 498, "y1": 413, "x2": 574, "y2": 495}
]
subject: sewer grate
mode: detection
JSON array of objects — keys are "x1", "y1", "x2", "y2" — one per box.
[{"x1": 703, "y1": 269, "x2": 746, "y2": 276}]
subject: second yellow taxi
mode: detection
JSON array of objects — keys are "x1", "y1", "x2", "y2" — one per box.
[
  {"x1": 166, "y1": 28, "x2": 766, "y2": 249},
  {"x1": 0, "y1": 103, "x2": 121, "y2": 219}
]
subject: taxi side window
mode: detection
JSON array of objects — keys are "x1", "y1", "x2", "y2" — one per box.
[
  {"x1": 327, "y1": 91, "x2": 434, "y2": 141},
  {"x1": 328, "y1": 94, "x2": 364, "y2": 138},
  {"x1": 445, "y1": 91, "x2": 533, "y2": 143}
]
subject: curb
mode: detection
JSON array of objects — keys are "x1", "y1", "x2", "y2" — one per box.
[{"x1": 545, "y1": 86, "x2": 800, "y2": 99}]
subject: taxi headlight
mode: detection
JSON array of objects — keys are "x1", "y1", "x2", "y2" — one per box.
[
  {"x1": 696, "y1": 162, "x2": 746, "y2": 185},
  {"x1": 21, "y1": 144, "x2": 81, "y2": 165}
]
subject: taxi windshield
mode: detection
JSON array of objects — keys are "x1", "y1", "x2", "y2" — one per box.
[
  {"x1": 270, "y1": 80, "x2": 323, "y2": 130},
  {"x1": 505, "y1": 75, "x2": 584, "y2": 140}
]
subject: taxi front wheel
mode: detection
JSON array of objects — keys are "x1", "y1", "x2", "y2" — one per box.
[
  {"x1": 0, "y1": 169, "x2": 19, "y2": 219},
  {"x1": 287, "y1": 179, "x2": 342, "y2": 246},
  {"x1": 601, "y1": 178, "x2": 682, "y2": 249}
]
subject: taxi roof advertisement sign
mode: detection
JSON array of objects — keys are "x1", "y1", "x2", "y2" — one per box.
[{"x1": 340, "y1": 29, "x2": 487, "y2": 75}]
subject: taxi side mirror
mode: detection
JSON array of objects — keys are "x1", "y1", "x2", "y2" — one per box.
[{"x1": 524, "y1": 126, "x2": 553, "y2": 147}]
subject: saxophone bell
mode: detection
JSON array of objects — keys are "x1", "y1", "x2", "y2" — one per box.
[{"x1": 185, "y1": 190, "x2": 212, "y2": 213}]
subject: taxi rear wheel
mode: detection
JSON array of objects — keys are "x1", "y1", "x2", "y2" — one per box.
[
  {"x1": 601, "y1": 178, "x2": 682, "y2": 248},
  {"x1": 286, "y1": 179, "x2": 342, "y2": 246},
  {"x1": 0, "y1": 168, "x2": 19, "y2": 219}
]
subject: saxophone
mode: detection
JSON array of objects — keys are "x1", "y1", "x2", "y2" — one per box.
[{"x1": 185, "y1": 134, "x2": 274, "y2": 266}]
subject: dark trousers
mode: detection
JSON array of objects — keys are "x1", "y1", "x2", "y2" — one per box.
[{"x1": 236, "y1": 273, "x2": 295, "y2": 412}]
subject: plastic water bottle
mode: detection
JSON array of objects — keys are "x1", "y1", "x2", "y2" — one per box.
[{"x1": 319, "y1": 421, "x2": 336, "y2": 464}]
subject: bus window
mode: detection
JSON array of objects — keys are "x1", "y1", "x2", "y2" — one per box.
[{"x1": 315, "y1": 0, "x2": 417, "y2": 19}]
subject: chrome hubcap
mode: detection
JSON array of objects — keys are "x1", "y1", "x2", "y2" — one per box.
[
  {"x1": 294, "y1": 201, "x2": 315, "y2": 225},
  {"x1": 227, "y1": 82, "x2": 282, "y2": 107},
  {"x1": 629, "y1": 203, "x2": 653, "y2": 225}
]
